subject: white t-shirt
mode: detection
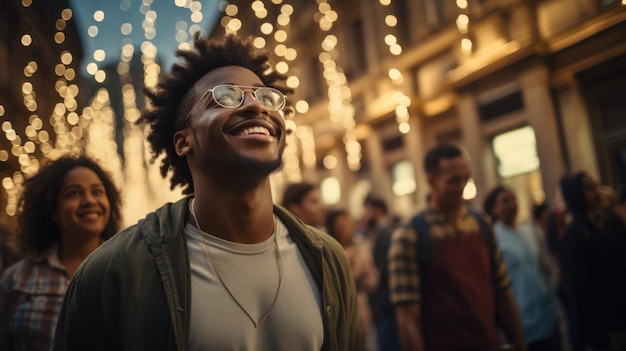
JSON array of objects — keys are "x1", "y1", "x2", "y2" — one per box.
[{"x1": 185, "y1": 216, "x2": 324, "y2": 350}]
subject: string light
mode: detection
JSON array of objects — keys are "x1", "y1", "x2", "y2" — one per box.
[
  {"x1": 457, "y1": 0, "x2": 472, "y2": 55},
  {"x1": 217, "y1": 1, "x2": 303, "y2": 180},
  {"x1": 316, "y1": 0, "x2": 360, "y2": 171},
  {"x1": 376, "y1": 0, "x2": 412, "y2": 134},
  {"x1": 3, "y1": 4, "x2": 105, "y2": 215}
]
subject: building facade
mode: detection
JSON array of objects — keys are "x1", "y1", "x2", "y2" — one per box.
[
  {"x1": 0, "y1": 0, "x2": 84, "y2": 220},
  {"x1": 212, "y1": 0, "x2": 626, "y2": 220}
]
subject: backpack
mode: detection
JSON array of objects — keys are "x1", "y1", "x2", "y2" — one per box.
[{"x1": 409, "y1": 209, "x2": 496, "y2": 302}]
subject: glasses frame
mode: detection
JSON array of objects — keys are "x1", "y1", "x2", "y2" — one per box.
[{"x1": 181, "y1": 84, "x2": 287, "y2": 127}]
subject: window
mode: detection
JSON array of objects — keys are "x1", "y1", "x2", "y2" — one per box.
[
  {"x1": 321, "y1": 176, "x2": 341, "y2": 205},
  {"x1": 345, "y1": 19, "x2": 368, "y2": 80},
  {"x1": 478, "y1": 91, "x2": 524, "y2": 122},
  {"x1": 492, "y1": 126, "x2": 540, "y2": 178},
  {"x1": 391, "y1": 160, "x2": 416, "y2": 196}
]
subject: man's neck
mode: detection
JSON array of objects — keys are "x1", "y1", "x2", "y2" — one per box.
[
  {"x1": 431, "y1": 202, "x2": 463, "y2": 219},
  {"x1": 191, "y1": 178, "x2": 276, "y2": 244}
]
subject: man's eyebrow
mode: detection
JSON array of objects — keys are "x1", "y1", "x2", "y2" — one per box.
[{"x1": 220, "y1": 83, "x2": 265, "y2": 87}]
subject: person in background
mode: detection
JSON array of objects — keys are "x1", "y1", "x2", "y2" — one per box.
[
  {"x1": 596, "y1": 185, "x2": 626, "y2": 350},
  {"x1": 545, "y1": 184, "x2": 580, "y2": 351},
  {"x1": 54, "y1": 34, "x2": 357, "y2": 350},
  {"x1": 0, "y1": 221, "x2": 17, "y2": 276},
  {"x1": 597, "y1": 185, "x2": 617, "y2": 219},
  {"x1": 560, "y1": 172, "x2": 626, "y2": 350},
  {"x1": 281, "y1": 182, "x2": 326, "y2": 229},
  {"x1": 0, "y1": 155, "x2": 122, "y2": 351},
  {"x1": 484, "y1": 186, "x2": 559, "y2": 351},
  {"x1": 532, "y1": 202, "x2": 571, "y2": 350},
  {"x1": 532, "y1": 203, "x2": 549, "y2": 236},
  {"x1": 327, "y1": 209, "x2": 379, "y2": 351},
  {"x1": 388, "y1": 144, "x2": 526, "y2": 351},
  {"x1": 598, "y1": 185, "x2": 626, "y2": 350},
  {"x1": 615, "y1": 189, "x2": 626, "y2": 225},
  {"x1": 530, "y1": 203, "x2": 560, "y2": 288},
  {"x1": 361, "y1": 194, "x2": 401, "y2": 351}
]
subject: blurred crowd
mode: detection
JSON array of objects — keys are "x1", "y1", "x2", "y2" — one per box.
[
  {"x1": 279, "y1": 144, "x2": 626, "y2": 351},
  {"x1": 1, "y1": 147, "x2": 625, "y2": 351}
]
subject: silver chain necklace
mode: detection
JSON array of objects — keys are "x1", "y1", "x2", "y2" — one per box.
[{"x1": 189, "y1": 198, "x2": 283, "y2": 328}]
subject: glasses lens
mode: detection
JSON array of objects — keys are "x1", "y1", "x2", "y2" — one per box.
[
  {"x1": 255, "y1": 88, "x2": 285, "y2": 110},
  {"x1": 212, "y1": 85, "x2": 244, "y2": 108}
]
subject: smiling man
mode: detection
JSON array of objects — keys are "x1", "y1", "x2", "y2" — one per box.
[{"x1": 54, "y1": 34, "x2": 357, "y2": 351}]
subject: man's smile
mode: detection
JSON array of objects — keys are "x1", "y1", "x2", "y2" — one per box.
[{"x1": 225, "y1": 119, "x2": 280, "y2": 139}]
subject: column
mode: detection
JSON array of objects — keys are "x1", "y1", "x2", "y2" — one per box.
[
  {"x1": 363, "y1": 130, "x2": 393, "y2": 200},
  {"x1": 405, "y1": 111, "x2": 429, "y2": 212},
  {"x1": 556, "y1": 82, "x2": 600, "y2": 179},
  {"x1": 521, "y1": 64, "x2": 567, "y2": 205},
  {"x1": 456, "y1": 92, "x2": 497, "y2": 207}
]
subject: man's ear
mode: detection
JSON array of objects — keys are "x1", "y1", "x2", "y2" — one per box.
[
  {"x1": 426, "y1": 172, "x2": 435, "y2": 187},
  {"x1": 173, "y1": 130, "x2": 191, "y2": 157}
]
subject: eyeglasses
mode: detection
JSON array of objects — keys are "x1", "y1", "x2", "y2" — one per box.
[{"x1": 182, "y1": 84, "x2": 287, "y2": 126}]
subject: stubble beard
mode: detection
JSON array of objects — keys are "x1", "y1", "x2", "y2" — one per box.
[{"x1": 230, "y1": 152, "x2": 284, "y2": 178}]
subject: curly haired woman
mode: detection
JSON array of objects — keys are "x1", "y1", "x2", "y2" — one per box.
[{"x1": 0, "y1": 155, "x2": 122, "y2": 351}]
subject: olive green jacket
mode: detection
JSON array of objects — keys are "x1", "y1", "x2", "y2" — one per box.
[{"x1": 54, "y1": 196, "x2": 358, "y2": 351}]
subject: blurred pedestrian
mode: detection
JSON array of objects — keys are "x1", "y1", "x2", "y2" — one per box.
[
  {"x1": 388, "y1": 144, "x2": 526, "y2": 351},
  {"x1": 327, "y1": 209, "x2": 378, "y2": 351},
  {"x1": 281, "y1": 182, "x2": 326, "y2": 229},
  {"x1": 0, "y1": 221, "x2": 17, "y2": 276},
  {"x1": 597, "y1": 185, "x2": 617, "y2": 219},
  {"x1": 615, "y1": 188, "x2": 626, "y2": 248},
  {"x1": 560, "y1": 172, "x2": 626, "y2": 350},
  {"x1": 616, "y1": 189, "x2": 626, "y2": 225},
  {"x1": 0, "y1": 155, "x2": 122, "y2": 351},
  {"x1": 361, "y1": 194, "x2": 401, "y2": 351},
  {"x1": 484, "y1": 186, "x2": 559, "y2": 351},
  {"x1": 530, "y1": 203, "x2": 561, "y2": 288}
]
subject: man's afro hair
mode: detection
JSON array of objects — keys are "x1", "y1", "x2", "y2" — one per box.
[{"x1": 139, "y1": 33, "x2": 291, "y2": 194}]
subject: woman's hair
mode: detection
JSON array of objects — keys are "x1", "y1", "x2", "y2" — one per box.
[
  {"x1": 532, "y1": 202, "x2": 549, "y2": 221},
  {"x1": 560, "y1": 172, "x2": 588, "y2": 216},
  {"x1": 483, "y1": 186, "x2": 512, "y2": 222},
  {"x1": 281, "y1": 182, "x2": 317, "y2": 209},
  {"x1": 140, "y1": 33, "x2": 291, "y2": 194},
  {"x1": 325, "y1": 209, "x2": 348, "y2": 241},
  {"x1": 17, "y1": 155, "x2": 122, "y2": 255}
]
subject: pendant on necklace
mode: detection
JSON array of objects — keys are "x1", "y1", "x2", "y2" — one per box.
[{"x1": 189, "y1": 198, "x2": 283, "y2": 328}]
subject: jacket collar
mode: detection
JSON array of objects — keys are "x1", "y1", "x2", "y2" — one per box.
[{"x1": 138, "y1": 196, "x2": 324, "y2": 254}]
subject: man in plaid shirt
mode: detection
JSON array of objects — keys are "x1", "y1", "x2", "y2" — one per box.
[{"x1": 388, "y1": 144, "x2": 526, "y2": 351}]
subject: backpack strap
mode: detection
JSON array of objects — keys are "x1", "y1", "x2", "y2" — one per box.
[
  {"x1": 468, "y1": 210, "x2": 499, "y2": 300},
  {"x1": 410, "y1": 209, "x2": 497, "y2": 307},
  {"x1": 469, "y1": 210, "x2": 494, "y2": 252},
  {"x1": 409, "y1": 212, "x2": 432, "y2": 305}
]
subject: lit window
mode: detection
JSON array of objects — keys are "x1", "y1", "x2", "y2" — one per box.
[
  {"x1": 321, "y1": 177, "x2": 341, "y2": 205},
  {"x1": 392, "y1": 160, "x2": 416, "y2": 196},
  {"x1": 493, "y1": 126, "x2": 540, "y2": 178}
]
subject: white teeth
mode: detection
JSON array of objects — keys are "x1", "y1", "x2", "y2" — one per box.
[
  {"x1": 80, "y1": 213, "x2": 100, "y2": 219},
  {"x1": 237, "y1": 126, "x2": 270, "y2": 136}
]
